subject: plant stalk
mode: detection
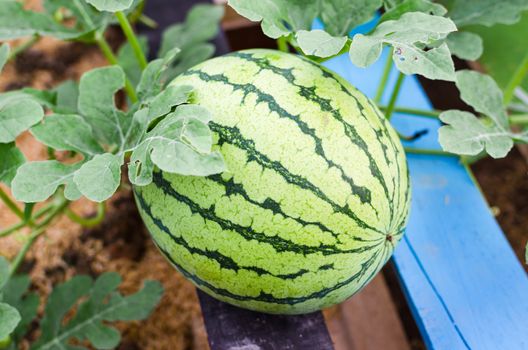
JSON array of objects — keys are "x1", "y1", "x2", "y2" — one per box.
[
  {"x1": 504, "y1": 53, "x2": 528, "y2": 106},
  {"x1": 0, "y1": 187, "x2": 24, "y2": 221},
  {"x1": 115, "y1": 11, "x2": 148, "y2": 70},
  {"x1": 65, "y1": 202, "x2": 106, "y2": 228},
  {"x1": 8, "y1": 198, "x2": 69, "y2": 277},
  {"x1": 8, "y1": 34, "x2": 40, "y2": 61},
  {"x1": 95, "y1": 33, "x2": 138, "y2": 103},
  {"x1": 277, "y1": 37, "x2": 289, "y2": 53},
  {"x1": 378, "y1": 105, "x2": 441, "y2": 118},
  {"x1": 404, "y1": 147, "x2": 458, "y2": 157},
  {"x1": 0, "y1": 204, "x2": 53, "y2": 238},
  {"x1": 384, "y1": 72, "x2": 405, "y2": 119},
  {"x1": 374, "y1": 48, "x2": 394, "y2": 104}
]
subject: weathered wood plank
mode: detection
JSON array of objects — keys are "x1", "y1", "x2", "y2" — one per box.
[
  {"x1": 198, "y1": 291, "x2": 334, "y2": 350},
  {"x1": 327, "y1": 274, "x2": 410, "y2": 350}
]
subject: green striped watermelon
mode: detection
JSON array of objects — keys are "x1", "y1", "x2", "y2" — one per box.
[{"x1": 134, "y1": 49, "x2": 410, "y2": 314}]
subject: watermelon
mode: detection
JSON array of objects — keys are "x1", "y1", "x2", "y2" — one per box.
[{"x1": 134, "y1": 49, "x2": 410, "y2": 314}]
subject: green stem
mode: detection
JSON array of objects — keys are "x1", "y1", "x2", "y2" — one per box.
[
  {"x1": 462, "y1": 161, "x2": 485, "y2": 199},
  {"x1": 404, "y1": 147, "x2": 458, "y2": 157},
  {"x1": 503, "y1": 53, "x2": 528, "y2": 106},
  {"x1": 65, "y1": 202, "x2": 106, "y2": 228},
  {"x1": 139, "y1": 14, "x2": 158, "y2": 29},
  {"x1": 378, "y1": 105, "x2": 441, "y2": 119},
  {"x1": 95, "y1": 33, "x2": 138, "y2": 103},
  {"x1": 8, "y1": 198, "x2": 69, "y2": 277},
  {"x1": 0, "y1": 187, "x2": 24, "y2": 221},
  {"x1": 509, "y1": 113, "x2": 528, "y2": 125},
  {"x1": 0, "y1": 205, "x2": 53, "y2": 238},
  {"x1": 374, "y1": 48, "x2": 394, "y2": 104},
  {"x1": 384, "y1": 72, "x2": 406, "y2": 120},
  {"x1": 8, "y1": 34, "x2": 40, "y2": 61},
  {"x1": 115, "y1": 11, "x2": 148, "y2": 70},
  {"x1": 277, "y1": 37, "x2": 288, "y2": 53}
]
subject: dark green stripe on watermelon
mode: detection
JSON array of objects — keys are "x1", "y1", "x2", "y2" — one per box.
[{"x1": 151, "y1": 171, "x2": 383, "y2": 255}]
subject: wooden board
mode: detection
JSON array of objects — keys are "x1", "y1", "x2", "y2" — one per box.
[
  {"x1": 321, "y1": 19, "x2": 528, "y2": 349},
  {"x1": 324, "y1": 274, "x2": 410, "y2": 350},
  {"x1": 198, "y1": 291, "x2": 334, "y2": 350}
]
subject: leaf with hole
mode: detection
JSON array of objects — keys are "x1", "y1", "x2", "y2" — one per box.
[
  {"x1": 349, "y1": 12, "x2": 456, "y2": 81},
  {"x1": 227, "y1": 0, "x2": 318, "y2": 39}
]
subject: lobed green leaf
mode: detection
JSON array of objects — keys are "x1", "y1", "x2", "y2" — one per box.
[
  {"x1": 31, "y1": 273, "x2": 163, "y2": 350},
  {"x1": 0, "y1": 99, "x2": 44, "y2": 143},
  {"x1": 320, "y1": 0, "x2": 382, "y2": 36},
  {"x1": 446, "y1": 31, "x2": 483, "y2": 61},
  {"x1": 440, "y1": 0, "x2": 528, "y2": 27},
  {"x1": 227, "y1": 0, "x2": 318, "y2": 39},
  {"x1": 439, "y1": 110, "x2": 514, "y2": 158},
  {"x1": 0, "y1": 143, "x2": 25, "y2": 187},
  {"x1": 455, "y1": 70, "x2": 509, "y2": 130},
  {"x1": 86, "y1": 0, "x2": 134, "y2": 12},
  {"x1": 2, "y1": 275, "x2": 39, "y2": 343},
  {"x1": 73, "y1": 153, "x2": 123, "y2": 202},
  {"x1": 380, "y1": 0, "x2": 446, "y2": 22},
  {"x1": 295, "y1": 30, "x2": 347, "y2": 58},
  {"x1": 349, "y1": 12, "x2": 456, "y2": 81},
  {"x1": 12, "y1": 161, "x2": 81, "y2": 203},
  {"x1": 0, "y1": 303, "x2": 20, "y2": 341},
  {"x1": 30, "y1": 114, "x2": 103, "y2": 156}
]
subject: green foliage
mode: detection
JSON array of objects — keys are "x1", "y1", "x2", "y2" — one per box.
[
  {"x1": 445, "y1": 31, "x2": 483, "y2": 61},
  {"x1": 0, "y1": 44, "x2": 9, "y2": 73},
  {"x1": 349, "y1": 12, "x2": 457, "y2": 81},
  {"x1": 0, "y1": 265, "x2": 162, "y2": 350},
  {"x1": 469, "y1": 11, "x2": 528, "y2": 93},
  {"x1": 227, "y1": 0, "x2": 318, "y2": 39},
  {"x1": 320, "y1": 0, "x2": 382, "y2": 36},
  {"x1": 439, "y1": 0, "x2": 528, "y2": 27},
  {"x1": 158, "y1": 4, "x2": 224, "y2": 80},
  {"x1": 29, "y1": 272, "x2": 162, "y2": 350},
  {"x1": 86, "y1": 0, "x2": 134, "y2": 12},
  {"x1": 0, "y1": 257, "x2": 39, "y2": 345},
  {"x1": 295, "y1": 30, "x2": 348, "y2": 58},
  {"x1": 439, "y1": 71, "x2": 526, "y2": 158},
  {"x1": 0, "y1": 99, "x2": 44, "y2": 143},
  {"x1": 380, "y1": 0, "x2": 446, "y2": 22},
  {"x1": 0, "y1": 143, "x2": 25, "y2": 187}
]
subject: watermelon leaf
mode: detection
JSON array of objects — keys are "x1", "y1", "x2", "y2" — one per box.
[
  {"x1": 129, "y1": 104, "x2": 225, "y2": 185},
  {"x1": 30, "y1": 273, "x2": 163, "y2": 350},
  {"x1": 12, "y1": 161, "x2": 82, "y2": 202},
  {"x1": 0, "y1": 43, "x2": 9, "y2": 73},
  {"x1": 0, "y1": 99, "x2": 44, "y2": 143},
  {"x1": 455, "y1": 70, "x2": 509, "y2": 129},
  {"x1": 438, "y1": 0, "x2": 528, "y2": 27},
  {"x1": 349, "y1": 12, "x2": 457, "y2": 81},
  {"x1": 85, "y1": 0, "x2": 134, "y2": 12},
  {"x1": 227, "y1": 0, "x2": 318, "y2": 39},
  {"x1": 78, "y1": 66, "x2": 131, "y2": 149},
  {"x1": 0, "y1": 143, "x2": 26, "y2": 187},
  {"x1": 296, "y1": 30, "x2": 348, "y2": 58},
  {"x1": 438, "y1": 110, "x2": 514, "y2": 158},
  {"x1": 0, "y1": 303, "x2": 20, "y2": 342},
  {"x1": 30, "y1": 114, "x2": 104, "y2": 156},
  {"x1": 438, "y1": 71, "x2": 525, "y2": 158},
  {"x1": 158, "y1": 4, "x2": 223, "y2": 80},
  {"x1": 320, "y1": 0, "x2": 382, "y2": 36},
  {"x1": 1, "y1": 274, "x2": 39, "y2": 343},
  {"x1": 380, "y1": 0, "x2": 447, "y2": 23},
  {"x1": 446, "y1": 31, "x2": 483, "y2": 61},
  {"x1": 73, "y1": 153, "x2": 123, "y2": 202}
]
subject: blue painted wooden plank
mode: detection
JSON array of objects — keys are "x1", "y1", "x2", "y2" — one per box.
[{"x1": 323, "y1": 45, "x2": 528, "y2": 349}]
